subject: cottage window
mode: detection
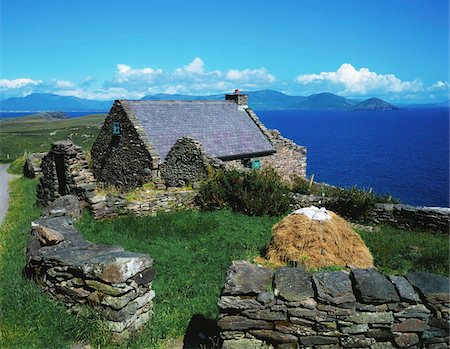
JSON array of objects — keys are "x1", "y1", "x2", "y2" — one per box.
[
  {"x1": 112, "y1": 122, "x2": 121, "y2": 136},
  {"x1": 251, "y1": 159, "x2": 261, "y2": 170}
]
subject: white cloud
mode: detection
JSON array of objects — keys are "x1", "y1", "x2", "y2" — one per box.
[
  {"x1": 226, "y1": 68, "x2": 275, "y2": 83},
  {"x1": 53, "y1": 79, "x2": 75, "y2": 89},
  {"x1": 112, "y1": 64, "x2": 163, "y2": 84},
  {"x1": 182, "y1": 57, "x2": 205, "y2": 74},
  {"x1": 0, "y1": 78, "x2": 42, "y2": 89},
  {"x1": 2, "y1": 59, "x2": 448, "y2": 103},
  {"x1": 296, "y1": 63, "x2": 422, "y2": 95}
]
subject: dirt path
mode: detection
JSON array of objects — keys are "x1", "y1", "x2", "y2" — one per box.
[{"x1": 0, "y1": 164, "x2": 14, "y2": 225}]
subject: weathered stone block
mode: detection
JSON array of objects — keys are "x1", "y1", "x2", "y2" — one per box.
[
  {"x1": 394, "y1": 332, "x2": 419, "y2": 347},
  {"x1": 391, "y1": 318, "x2": 428, "y2": 332},
  {"x1": 313, "y1": 271, "x2": 356, "y2": 306},
  {"x1": 222, "y1": 338, "x2": 273, "y2": 349},
  {"x1": 274, "y1": 267, "x2": 313, "y2": 302},
  {"x1": 217, "y1": 316, "x2": 273, "y2": 331},
  {"x1": 249, "y1": 329, "x2": 298, "y2": 343},
  {"x1": 223, "y1": 261, "x2": 274, "y2": 296},
  {"x1": 389, "y1": 275, "x2": 421, "y2": 303},
  {"x1": 218, "y1": 296, "x2": 263, "y2": 310},
  {"x1": 345, "y1": 311, "x2": 394, "y2": 324},
  {"x1": 394, "y1": 304, "x2": 431, "y2": 320},
  {"x1": 242, "y1": 308, "x2": 287, "y2": 321},
  {"x1": 300, "y1": 336, "x2": 339, "y2": 346},
  {"x1": 406, "y1": 272, "x2": 450, "y2": 304},
  {"x1": 351, "y1": 269, "x2": 400, "y2": 304}
]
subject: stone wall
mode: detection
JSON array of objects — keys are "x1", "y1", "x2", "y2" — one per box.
[
  {"x1": 25, "y1": 213, "x2": 155, "y2": 343},
  {"x1": 87, "y1": 189, "x2": 197, "y2": 219},
  {"x1": 218, "y1": 261, "x2": 449, "y2": 349},
  {"x1": 160, "y1": 136, "x2": 221, "y2": 187},
  {"x1": 291, "y1": 194, "x2": 450, "y2": 234},
  {"x1": 37, "y1": 141, "x2": 96, "y2": 205},
  {"x1": 365, "y1": 204, "x2": 450, "y2": 234},
  {"x1": 23, "y1": 152, "x2": 45, "y2": 178},
  {"x1": 91, "y1": 101, "x2": 160, "y2": 190}
]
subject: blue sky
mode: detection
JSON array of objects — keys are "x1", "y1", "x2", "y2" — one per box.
[{"x1": 1, "y1": 0, "x2": 449, "y2": 102}]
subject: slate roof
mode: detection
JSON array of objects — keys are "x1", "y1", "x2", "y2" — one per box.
[{"x1": 120, "y1": 100, "x2": 274, "y2": 161}]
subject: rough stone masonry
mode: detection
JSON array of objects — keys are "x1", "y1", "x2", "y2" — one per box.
[
  {"x1": 218, "y1": 261, "x2": 449, "y2": 349},
  {"x1": 25, "y1": 212, "x2": 155, "y2": 343}
]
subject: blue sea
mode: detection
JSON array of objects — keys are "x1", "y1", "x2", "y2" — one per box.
[{"x1": 257, "y1": 108, "x2": 450, "y2": 208}]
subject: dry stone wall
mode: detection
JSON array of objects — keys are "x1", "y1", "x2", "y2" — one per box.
[
  {"x1": 88, "y1": 189, "x2": 196, "y2": 219},
  {"x1": 218, "y1": 261, "x2": 449, "y2": 349},
  {"x1": 25, "y1": 213, "x2": 155, "y2": 343},
  {"x1": 291, "y1": 194, "x2": 450, "y2": 234}
]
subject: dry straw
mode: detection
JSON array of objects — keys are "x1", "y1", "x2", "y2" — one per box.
[{"x1": 265, "y1": 211, "x2": 374, "y2": 269}]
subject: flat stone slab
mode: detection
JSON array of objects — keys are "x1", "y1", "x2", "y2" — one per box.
[
  {"x1": 274, "y1": 267, "x2": 314, "y2": 302},
  {"x1": 406, "y1": 272, "x2": 450, "y2": 303},
  {"x1": 313, "y1": 271, "x2": 356, "y2": 306},
  {"x1": 389, "y1": 275, "x2": 421, "y2": 303},
  {"x1": 223, "y1": 261, "x2": 274, "y2": 296},
  {"x1": 351, "y1": 269, "x2": 400, "y2": 304}
]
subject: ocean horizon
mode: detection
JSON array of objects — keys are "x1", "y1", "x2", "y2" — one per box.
[{"x1": 258, "y1": 107, "x2": 450, "y2": 208}]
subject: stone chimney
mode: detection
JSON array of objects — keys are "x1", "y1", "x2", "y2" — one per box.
[{"x1": 225, "y1": 89, "x2": 248, "y2": 110}]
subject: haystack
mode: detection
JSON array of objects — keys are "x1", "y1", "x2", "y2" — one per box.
[{"x1": 265, "y1": 206, "x2": 373, "y2": 269}]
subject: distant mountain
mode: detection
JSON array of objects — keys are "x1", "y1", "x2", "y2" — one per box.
[
  {"x1": 351, "y1": 98, "x2": 399, "y2": 111},
  {"x1": 0, "y1": 93, "x2": 111, "y2": 111},
  {"x1": 1, "y1": 90, "x2": 402, "y2": 112},
  {"x1": 299, "y1": 92, "x2": 356, "y2": 110}
]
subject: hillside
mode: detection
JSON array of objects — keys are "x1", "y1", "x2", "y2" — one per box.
[
  {"x1": 0, "y1": 113, "x2": 105, "y2": 161},
  {"x1": 351, "y1": 98, "x2": 399, "y2": 111},
  {"x1": 0, "y1": 93, "x2": 111, "y2": 111},
  {"x1": 1, "y1": 90, "x2": 398, "y2": 111},
  {"x1": 299, "y1": 92, "x2": 357, "y2": 110}
]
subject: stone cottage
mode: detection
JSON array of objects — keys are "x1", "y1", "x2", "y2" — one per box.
[{"x1": 91, "y1": 91, "x2": 306, "y2": 190}]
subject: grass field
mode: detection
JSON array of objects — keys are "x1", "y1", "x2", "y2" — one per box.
[
  {"x1": 1, "y1": 175, "x2": 448, "y2": 348},
  {"x1": 0, "y1": 114, "x2": 105, "y2": 162}
]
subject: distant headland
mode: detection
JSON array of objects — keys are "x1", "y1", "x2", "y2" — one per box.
[{"x1": 0, "y1": 90, "x2": 448, "y2": 112}]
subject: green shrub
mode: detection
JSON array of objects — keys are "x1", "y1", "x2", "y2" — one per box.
[
  {"x1": 326, "y1": 186, "x2": 377, "y2": 220},
  {"x1": 196, "y1": 168, "x2": 290, "y2": 216},
  {"x1": 290, "y1": 175, "x2": 312, "y2": 194}
]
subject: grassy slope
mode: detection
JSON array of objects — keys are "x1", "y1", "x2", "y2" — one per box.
[
  {"x1": 0, "y1": 114, "x2": 105, "y2": 161},
  {"x1": 1, "y1": 177, "x2": 448, "y2": 348}
]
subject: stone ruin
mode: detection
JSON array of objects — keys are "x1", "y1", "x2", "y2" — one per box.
[
  {"x1": 218, "y1": 261, "x2": 449, "y2": 349},
  {"x1": 25, "y1": 210, "x2": 155, "y2": 343},
  {"x1": 37, "y1": 140, "x2": 96, "y2": 205}
]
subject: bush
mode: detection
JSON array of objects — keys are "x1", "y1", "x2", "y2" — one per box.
[
  {"x1": 325, "y1": 186, "x2": 377, "y2": 220},
  {"x1": 196, "y1": 168, "x2": 290, "y2": 216}
]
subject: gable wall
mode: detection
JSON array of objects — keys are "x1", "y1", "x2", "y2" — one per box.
[
  {"x1": 91, "y1": 101, "x2": 160, "y2": 190},
  {"x1": 224, "y1": 129, "x2": 307, "y2": 181}
]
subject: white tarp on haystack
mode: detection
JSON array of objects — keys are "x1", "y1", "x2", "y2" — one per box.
[{"x1": 291, "y1": 205, "x2": 332, "y2": 221}]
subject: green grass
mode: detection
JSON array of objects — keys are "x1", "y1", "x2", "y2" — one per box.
[
  {"x1": 1, "y1": 177, "x2": 448, "y2": 348},
  {"x1": 0, "y1": 114, "x2": 105, "y2": 161},
  {"x1": 0, "y1": 178, "x2": 107, "y2": 348},
  {"x1": 358, "y1": 225, "x2": 449, "y2": 276},
  {"x1": 76, "y1": 210, "x2": 280, "y2": 348}
]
